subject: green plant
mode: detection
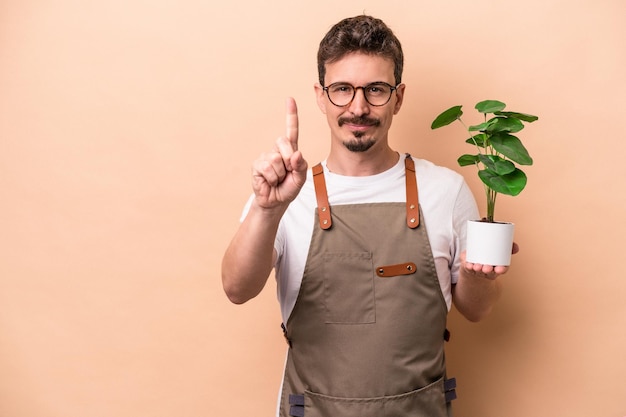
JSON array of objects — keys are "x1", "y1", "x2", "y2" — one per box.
[{"x1": 431, "y1": 100, "x2": 538, "y2": 222}]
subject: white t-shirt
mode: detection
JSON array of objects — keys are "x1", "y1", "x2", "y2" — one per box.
[{"x1": 241, "y1": 155, "x2": 479, "y2": 324}]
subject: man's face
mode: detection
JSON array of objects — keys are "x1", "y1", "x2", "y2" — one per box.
[{"x1": 315, "y1": 52, "x2": 405, "y2": 153}]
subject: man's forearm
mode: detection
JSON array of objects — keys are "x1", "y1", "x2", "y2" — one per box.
[
  {"x1": 221, "y1": 202, "x2": 286, "y2": 304},
  {"x1": 452, "y1": 271, "x2": 503, "y2": 322}
]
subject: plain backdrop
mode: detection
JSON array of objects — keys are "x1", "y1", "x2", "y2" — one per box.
[{"x1": 1, "y1": 1, "x2": 625, "y2": 416}]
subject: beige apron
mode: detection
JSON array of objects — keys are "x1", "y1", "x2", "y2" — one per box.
[{"x1": 280, "y1": 154, "x2": 456, "y2": 417}]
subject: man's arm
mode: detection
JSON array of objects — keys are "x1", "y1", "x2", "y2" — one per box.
[
  {"x1": 221, "y1": 202, "x2": 283, "y2": 304},
  {"x1": 221, "y1": 98, "x2": 307, "y2": 304},
  {"x1": 452, "y1": 244, "x2": 518, "y2": 322}
]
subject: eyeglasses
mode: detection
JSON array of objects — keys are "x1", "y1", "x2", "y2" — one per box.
[{"x1": 323, "y1": 82, "x2": 399, "y2": 107}]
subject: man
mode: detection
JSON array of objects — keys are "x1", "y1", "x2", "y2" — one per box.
[{"x1": 222, "y1": 15, "x2": 513, "y2": 417}]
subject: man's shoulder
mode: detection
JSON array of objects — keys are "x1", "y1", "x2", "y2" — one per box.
[
  {"x1": 410, "y1": 156, "x2": 465, "y2": 185},
  {"x1": 412, "y1": 156, "x2": 458, "y2": 174}
]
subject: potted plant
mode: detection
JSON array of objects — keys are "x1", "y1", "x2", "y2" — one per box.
[{"x1": 431, "y1": 100, "x2": 538, "y2": 265}]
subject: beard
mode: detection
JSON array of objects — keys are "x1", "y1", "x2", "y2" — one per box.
[
  {"x1": 343, "y1": 131, "x2": 376, "y2": 152},
  {"x1": 338, "y1": 116, "x2": 380, "y2": 153}
]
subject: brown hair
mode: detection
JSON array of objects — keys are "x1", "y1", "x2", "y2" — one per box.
[{"x1": 317, "y1": 15, "x2": 404, "y2": 86}]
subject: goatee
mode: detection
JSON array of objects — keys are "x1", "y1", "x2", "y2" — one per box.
[{"x1": 344, "y1": 132, "x2": 375, "y2": 152}]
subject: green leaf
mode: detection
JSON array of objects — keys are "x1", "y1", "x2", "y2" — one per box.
[
  {"x1": 466, "y1": 133, "x2": 488, "y2": 147},
  {"x1": 431, "y1": 105, "x2": 463, "y2": 129},
  {"x1": 479, "y1": 168, "x2": 528, "y2": 196},
  {"x1": 478, "y1": 155, "x2": 516, "y2": 175},
  {"x1": 486, "y1": 117, "x2": 525, "y2": 133},
  {"x1": 490, "y1": 132, "x2": 534, "y2": 165},
  {"x1": 469, "y1": 118, "x2": 498, "y2": 132},
  {"x1": 475, "y1": 100, "x2": 506, "y2": 114},
  {"x1": 495, "y1": 111, "x2": 539, "y2": 123},
  {"x1": 457, "y1": 154, "x2": 479, "y2": 166}
]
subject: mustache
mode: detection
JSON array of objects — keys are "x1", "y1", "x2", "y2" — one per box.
[{"x1": 338, "y1": 116, "x2": 380, "y2": 127}]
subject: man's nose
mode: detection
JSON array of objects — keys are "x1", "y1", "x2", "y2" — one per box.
[{"x1": 348, "y1": 87, "x2": 370, "y2": 116}]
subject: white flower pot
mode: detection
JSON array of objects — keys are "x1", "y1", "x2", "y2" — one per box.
[{"x1": 466, "y1": 220, "x2": 515, "y2": 266}]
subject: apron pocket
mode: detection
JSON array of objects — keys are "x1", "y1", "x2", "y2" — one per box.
[
  {"x1": 381, "y1": 377, "x2": 448, "y2": 417},
  {"x1": 303, "y1": 377, "x2": 447, "y2": 417},
  {"x1": 323, "y1": 251, "x2": 375, "y2": 324}
]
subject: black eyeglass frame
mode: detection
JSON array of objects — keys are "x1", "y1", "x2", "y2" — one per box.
[{"x1": 322, "y1": 82, "x2": 400, "y2": 107}]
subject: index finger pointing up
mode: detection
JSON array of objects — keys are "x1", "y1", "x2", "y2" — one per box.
[{"x1": 285, "y1": 97, "x2": 299, "y2": 150}]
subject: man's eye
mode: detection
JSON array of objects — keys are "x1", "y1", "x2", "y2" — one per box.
[
  {"x1": 367, "y1": 85, "x2": 388, "y2": 94},
  {"x1": 331, "y1": 85, "x2": 352, "y2": 93}
]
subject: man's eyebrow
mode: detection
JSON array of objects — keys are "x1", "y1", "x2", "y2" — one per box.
[{"x1": 328, "y1": 80, "x2": 392, "y2": 85}]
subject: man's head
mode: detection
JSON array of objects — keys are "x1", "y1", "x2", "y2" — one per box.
[
  {"x1": 315, "y1": 16, "x2": 406, "y2": 156},
  {"x1": 317, "y1": 15, "x2": 404, "y2": 87}
]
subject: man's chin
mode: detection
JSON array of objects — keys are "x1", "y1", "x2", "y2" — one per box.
[{"x1": 343, "y1": 138, "x2": 375, "y2": 153}]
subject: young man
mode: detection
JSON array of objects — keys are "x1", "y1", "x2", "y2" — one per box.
[{"x1": 222, "y1": 15, "x2": 513, "y2": 417}]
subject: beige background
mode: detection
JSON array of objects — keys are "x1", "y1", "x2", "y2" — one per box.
[{"x1": 1, "y1": 1, "x2": 625, "y2": 416}]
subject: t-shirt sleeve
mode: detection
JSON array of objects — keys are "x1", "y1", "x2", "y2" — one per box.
[
  {"x1": 239, "y1": 194, "x2": 255, "y2": 222},
  {"x1": 450, "y1": 180, "x2": 479, "y2": 284}
]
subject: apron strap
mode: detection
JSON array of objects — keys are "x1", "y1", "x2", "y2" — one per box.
[
  {"x1": 404, "y1": 153, "x2": 420, "y2": 228},
  {"x1": 444, "y1": 377, "x2": 458, "y2": 402},
  {"x1": 288, "y1": 394, "x2": 305, "y2": 417},
  {"x1": 312, "y1": 155, "x2": 419, "y2": 230},
  {"x1": 312, "y1": 163, "x2": 332, "y2": 230}
]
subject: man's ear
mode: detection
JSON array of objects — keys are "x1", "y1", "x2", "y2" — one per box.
[
  {"x1": 393, "y1": 83, "x2": 406, "y2": 115},
  {"x1": 314, "y1": 83, "x2": 327, "y2": 114}
]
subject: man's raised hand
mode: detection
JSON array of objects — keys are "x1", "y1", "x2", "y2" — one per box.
[{"x1": 251, "y1": 98, "x2": 308, "y2": 209}]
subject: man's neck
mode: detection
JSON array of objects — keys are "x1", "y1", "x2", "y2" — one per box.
[{"x1": 326, "y1": 147, "x2": 399, "y2": 176}]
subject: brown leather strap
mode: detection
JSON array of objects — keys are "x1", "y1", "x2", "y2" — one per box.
[
  {"x1": 312, "y1": 163, "x2": 332, "y2": 230},
  {"x1": 313, "y1": 156, "x2": 418, "y2": 230},
  {"x1": 404, "y1": 154, "x2": 420, "y2": 228},
  {"x1": 375, "y1": 262, "x2": 418, "y2": 277}
]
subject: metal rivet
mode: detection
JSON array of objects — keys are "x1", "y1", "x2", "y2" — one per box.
[
  {"x1": 410, "y1": 218, "x2": 416, "y2": 223},
  {"x1": 378, "y1": 268, "x2": 384, "y2": 274},
  {"x1": 321, "y1": 207, "x2": 327, "y2": 212},
  {"x1": 407, "y1": 265, "x2": 413, "y2": 271},
  {"x1": 323, "y1": 220, "x2": 328, "y2": 225},
  {"x1": 410, "y1": 204, "x2": 416, "y2": 210}
]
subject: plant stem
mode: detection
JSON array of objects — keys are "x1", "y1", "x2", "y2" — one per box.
[
  {"x1": 487, "y1": 188, "x2": 497, "y2": 222},
  {"x1": 458, "y1": 119, "x2": 483, "y2": 155},
  {"x1": 458, "y1": 116, "x2": 499, "y2": 222}
]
